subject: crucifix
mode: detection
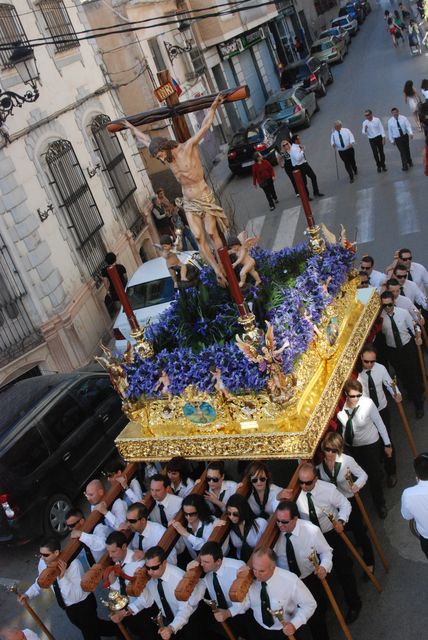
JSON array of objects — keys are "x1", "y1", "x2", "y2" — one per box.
[{"x1": 107, "y1": 69, "x2": 249, "y2": 286}]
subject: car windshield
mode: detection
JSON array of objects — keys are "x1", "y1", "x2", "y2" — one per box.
[
  {"x1": 247, "y1": 128, "x2": 261, "y2": 143},
  {"x1": 126, "y1": 277, "x2": 175, "y2": 310},
  {"x1": 320, "y1": 30, "x2": 335, "y2": 38},
  {"x1": 263, "y1": 119, "x2": 279, "y2": 134},
  {"x1": 333, "y1": 18, "x2": 347, "y2": 26},
  {"x1": 230, "y1": 131, "x2": 247, "y2": 145},
  {"x1": 311, "y1": 41, "x2": 333, "y2": 52},
  {"x1": 265, "y1": 98, "x2": 294, "y2": 114}
]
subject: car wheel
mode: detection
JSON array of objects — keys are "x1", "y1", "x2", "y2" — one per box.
[
  {"x1": 339, "y1": 53, "x2": 344, "y2": 63},
  {"x1": 328, "y1": 70, "x2": 334, "y2": 84},
  {"x1": 314, "y1": 99, "x2": 320, "y2": 113},
  {"x1": 303, "y1": 112, "x2": 311, "y2": 128},
  {"x1": 319, "y1": 80, "x2": 327, "y2": 97},
  {"x1": 44, "y1": 493, "x2": 73, "y2": 538}
]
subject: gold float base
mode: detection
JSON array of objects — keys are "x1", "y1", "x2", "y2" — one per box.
[{"x1": 115, "y1": 282, "x2": 380, "y2": 461}]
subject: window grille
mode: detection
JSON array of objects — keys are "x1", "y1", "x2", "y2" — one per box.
[
  {"x1": 39, "y1": 0, "x2": 79, "y2": 52},
  {"x1": 0, "y1": 4, "x2": 29, "y2": 68},
  {"x1": 46, "y1": 139, "x2": 106, "y2": 280}
]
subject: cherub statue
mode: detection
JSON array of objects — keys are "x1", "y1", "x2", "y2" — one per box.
[
  {"x1": 153, "y1": 234, "x2": 188, "y2": 288},
  {"x1": 228, "y1": 231, "x2": 261, "y2": 288},
  {"x1": 320, "y1": 223, "x2": 356, "y2": 252},
  {"x1": 154, "y1": 369, "x2": 172, "y2": 400},
  {"x1": 95, "y1": 342, "x2": 132, "y2": 399},
  {"x1": 210, "y1": 366, "x2": 230, "y2": 400}
]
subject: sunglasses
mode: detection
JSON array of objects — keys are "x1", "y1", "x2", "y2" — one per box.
[
  {"x1": 276, "y1": 519, "x2": 292, "y2": 525},
  {"x1": 207, "y1": 477, "x2": 220, "y2": 483},
  {"x1": 401, "y1": 256, "x2": 412, "y2": 261},
  {"x1": 348, "y1": 393, "x2": 362, "y2": 398},
  {"x1": 66, "y1": 521, "x2": 80, "y2": 529},
  {"x1": 146, "y1": 562, "x2": 162, "y2": 572},
  {"x1": 298, "y1": 478, "x2": 315, "y2": 486},
  {"x1": 395, "y1": 274, "x2": 407, "y2": 279},
  {"x1": 360, "y1": 266, "x2": 370, "y2": 271},
  {"x1": 184, "y1": 511, "x2": 198, "y2": 517},
  {"x1": 382, "y1": 303, "x2": 394, "y2": 308},
  {"x1": 126, "y1": 518, "x2": 139, "y2": 524},
  {"x1": 40, "y1": 552, "x2": 51, "y2": 558},
  {"x1": 362, "y1": 359, "x2": 376, "y2": 364},
  {"x1": 324, "y1": 447, "x2": 339, "y2": 453},
  {"x1": 227, "y1": 511, "x2": 240, "y2": 517},
  {"x1": 251, "y1": 476, "x2": 267, "y2": 483}
]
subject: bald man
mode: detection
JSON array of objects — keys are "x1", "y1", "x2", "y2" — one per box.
[
  {"x1": 84, "y1": 479, "x2": 127, "y2": 530},
  {"x1": 0, "y1": 630, "x2": 40, "y2": 640}
]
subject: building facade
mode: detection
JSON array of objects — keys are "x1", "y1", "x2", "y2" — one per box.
[{"x1": 0, "y1": 0, "x2": 156, "y2": 386}]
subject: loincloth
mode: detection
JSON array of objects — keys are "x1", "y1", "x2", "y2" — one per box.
[{"x1": 181, "y1": 190, "x2": 229, "y2": 233}]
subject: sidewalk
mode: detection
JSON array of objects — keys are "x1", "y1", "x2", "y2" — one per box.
[{"x1": 207, "y1": 143, "x2": 234, "y2": 196}]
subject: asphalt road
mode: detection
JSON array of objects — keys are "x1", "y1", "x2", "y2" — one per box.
[{"x1": 1, "y1": 3, "x2": 428, "y2": 638}]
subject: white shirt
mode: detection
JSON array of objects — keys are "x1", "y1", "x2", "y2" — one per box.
[
  {"x1": 317, "y1": 453, "x2": 368, "y2": 498},
  {"x1": 401, "y1": 480, "x2": 428, "y2": 539},
  {"x1": 388, "y1": 114, "x2": 413, "y2": 142},
  {"x1": 25, "y1": 558, "x2": 88, "y2": 607},
  {"x1": 123, "y1": 478, "x2": 144, "y2": 505},
  {"x1": 337, "y1": 396, "x2": 391, "y2": 447},
  {"x1": 358, "y1": 361, "x2": 398, "y2": 411},
  {"x1": 381, "y1": 306, "x2": 415, "y2": 347},
  {"x1": 248, "y1": 483, "x2": 283, "y2": 518},
  {"x1": 150, "y1": 493, "x2": 183, "y2": 524},
  {"x1": 274, "y1": 519, "x2": 333, "y2": 578},
  {"x1": 362, "y1": 117, "x2": 385, "y2": 139},
  {"x1": 422, "y1": 89, "x2": 428, "y2": 100},
  {"x1": 293, "y1": 479, "x2": 352, "y2": 533},
  {"x1": 366, "y1": 268, "x2": 386, "y2": 289},
  {"x1": 130, "y1": 520, "x2": 177, "y2": 564},
  {"x1": 23, "y1": 631, "x2": 40, "y2": 640},
  {"x1": 109, "y1": 548, "x2": 146, "y2": 614},
  {"x1": 170, "y1": 479, "x2": 195, "y2": 498},
  {"x1": 401, "y1": 279, "x2": 427, "y2": 308},
  {"x1": 330, "y1": 127, "x2": 355, "y2": 149},
  {"x1": 395, "y1": 293, "x2": 420, "y2": 322},
  {"x1": 229, "y1": 518, "x2": 267, "y2": 559},
  {"x1": 142, "y1": 563, "x2": 204, "y2": 632},
  {"x1": 248, "y1": 567, "x2": 316, "y2": 631},
  {"x1": 91, "y1": 497, "x2": 127, "y2": 530},
  {"x1": 79, "y1": 523, "x2": 110, "y2": 562},
  {"x1": 409, "y1": 262, "x2": 428, "y2": 296},
  {"x1": 183, "y1": 518, "x2": 216, "y2": 558},
  {"x1": 290, "y1": 143, "x2": 306, "y2": 166},
  {"x1": 206, "y1": 480, "x2": 237, "y2": 514},
  {"x1": 203, "y1": 558, "x2": 249, "y2": 617}
]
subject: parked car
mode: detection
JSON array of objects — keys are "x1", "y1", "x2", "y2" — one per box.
[
  {"x1": 310, "y1": 36, "x2": 348, "y2": 64},
  {"x1": 339, "y1": 2, "x2": 364, "y2": 24},
  {"x1": 280, "y1": 57, "x2": 333, "y2": 97},
  {"x1": 0, "y1": 372, "x2": 128, "y2": 542},
  {"x1": 264, "y1": 86, "x2": 319, "y2": 129},
  {"x1": 360, "y1": 0, "x2": 372, "y2": 15},
  {"x1": 331, "y1": 15, "x2": 359, "y2": 37},
  {"x1": 319, "y1": 26, "x2": 351, "y2": 46},
  {"x1": 227, "y1": 119, "x2": 286, "y2": 174}
]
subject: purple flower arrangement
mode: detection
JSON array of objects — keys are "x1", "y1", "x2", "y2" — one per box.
[{"x1": 124, "y1": 243, "x2": 354, "y2": 401}]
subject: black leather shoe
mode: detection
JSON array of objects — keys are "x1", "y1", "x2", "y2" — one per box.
[
  {"x1": 377, "y1": 167, "x2": 382, "y2": 173},
  {"x1": 350, "y1": 177, "x2": 354, "y2": 183},
  {"x1": 354, "y1": 167, "x2": 358, "y2": 174},
  {"x1": 416, "y1": 407, "x2": 424, "y2": 419},
  {"x1": 382, "y1": 166, "x2": 387, "y2": 171},
  {"x1": 377, "y1": 506, "x2": 388, "y2": 519},
  {"x1": 346, "y1": 603, "x2": 362, "y2": 624},
  {"x1": 408, "y1": 161, "x2": 413, "y2": 167},
  {"x1": 314, "y1": 192, "x2": 324, "y2": 197},
  {"x1": 387, "y1": 474, "x2": 397, "y2": 488}
]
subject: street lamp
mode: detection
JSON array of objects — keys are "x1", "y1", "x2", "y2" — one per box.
[
  {"x1": 0, "y1": 42, "x2": 40, "y2": 123},
  {"x1": 163, "y1": 21, "x2": 193, "y2": 62}
]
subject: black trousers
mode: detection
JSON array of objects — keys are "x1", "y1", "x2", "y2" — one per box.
[
  {"x1": 302, "y1": 573, "x2": 329, "y2": 640},
  {"x1": 65, "y1": 593, "x2": 117, "y2": 640},
  {"x1": 349, "y1": 440, "x2": 386, "y2": 510},
  {"x1": 284, "y1": 159, "x2": 298, "y2": 194},
  {"x1": 296, "y1": 162, "x2": 321, "y2": 196},
  {"x1": 121, "y1": 604, "x2": 158, "y2": 640},
  {"x1": 394, "y1": 133, "x2": 412, "y2": 168},
  {"x1": 206, "y1": 612, "x2": 251, "y2": 639},
  {"x1": 338, "y1": 148, "x2": 357, "y2": 178},
  {"x1": 347, "y1": 497, "x2": 375, "y2": 566},
  {"x1": 420, "y1": 535, "x2": 428, "y2": 559},
  {"x1": 379, "y1": 405, "x2": 397, "y2": 476},
  {"x1": 244, "y1": 612, "x2": 311, "y2": 640},
  {"x1": 260, "y1": 178, "x2": 278, "y2": 207},
  {"x1": 324, "y1": 530, "x2": 361, "y2": 610},
  {"x1": 369, "y1": 135, "x2": 386, "y2": 168},
  {"x1": 385, "y1": 340, "x2": 424, "y2": 410}
]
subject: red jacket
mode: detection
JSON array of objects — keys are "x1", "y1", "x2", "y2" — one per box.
[{"x1": 252, "y1": 159, "x2": 275, "y2": 186}]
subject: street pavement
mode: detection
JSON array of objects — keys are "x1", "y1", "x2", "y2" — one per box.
[{"x1": 1, "y1": 3, "x2": 428, "y2": 638}]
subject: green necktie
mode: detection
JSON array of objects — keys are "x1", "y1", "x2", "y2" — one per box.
[
  {"x1": 260, "y1": 581, "x2": 274, "y2": 628},
  {"x1": 344, "y1": 407, "x2": 358, "y2": 446},
  {"x1": 285, "y1": 533, "x2": 300, "y2": 576},
  {"x1": 212, "y1": 571, "x2": 228, "y2": 610},
  {"x1": 306, "y1": 492, "x2": 320, "y2": 527},
  {"x1": 322, "y1": 461, "x2": 341, "y2": 485},
  {"x1": 366, "y1": 370, "x2": 379, "y2": 407}
]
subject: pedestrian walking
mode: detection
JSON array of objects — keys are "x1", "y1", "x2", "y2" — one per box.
[
  {"x1": 252, "y1": 152, "x2": 278, "y2": 211},
  {"x1": 290, "y1": 134, "x2": 324, "y2": 199},
  {"x1": 401, "y1": 453, "x2": 428, "y2": 559},
  {"x1": 362, "y1": 109, "x2": 387, "y2": 172},
  {"x1": 408, "y1": 19, "x2": 422, "y2": 53},
  {"x1": 403, "y1": 80, "x2": 422, "y2": 130},
  {"x1": 422, "y1": 79, "x2": 428, "y2": 102},
  {"x1": 275, "y1": 138, "x2": 299, "y2": 196},
  {"x1": 330, "y1": 121, "x2": 358, "y2": 183},
  {"x1": 387, "y1": 17, "x2": 403, "y2": 46},
  {"x1": 387, "y1": 107, "x2": 413, "y2": 170}
]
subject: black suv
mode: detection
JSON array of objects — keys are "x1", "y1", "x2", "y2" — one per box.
[
  {"x1": 0, "y1": 372, "x2": 127, "y2": 543},
  {"x1": 280, "y1": 57, "x2": 333, "y2": 97},
  {"x1": 227, "y1": 119, "x2": 290, "y2": 175}
]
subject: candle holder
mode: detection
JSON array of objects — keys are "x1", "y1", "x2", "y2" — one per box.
[
  {"x1": 101, "y1": 589, "x2": 129, "y2": 612},
  {"x1": 305, "y1": 225, "x2": 325, "y2": 255},
  {"x1": 203, "y1": 598, "x2": 219, "y2": 611},
  {"x1": 130, "y1": 325, "x2": 154, "y2": 359},
  {"x1": 152, "y1": 611, "x2": 165, "y2": 629},
  {"x1": 238, "y1": 311, "x2": 260, "y2": 346},
  {"x1": 267, "y1": 607, "x2": 285, "y2": 623}
]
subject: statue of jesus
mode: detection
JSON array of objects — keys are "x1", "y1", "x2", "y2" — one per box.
[{"x1": 121, "y1": 94, "x2": 229, "y2": 284}]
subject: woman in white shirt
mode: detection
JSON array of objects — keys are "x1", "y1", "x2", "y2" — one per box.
[
  {"x1": 170, "y1": 493, "x2": 215, "y2": 559},
  {"x1": 166, "y1": 456, "x2": 195, "y2": 497},
  {"x1": 317, "y1": 432, "x2": 374, "y2": 571},
  {"x1": 244, "y1": 461, "x2": 283, "y2": 519},
  {"x1": 336, "y1": 378, "x2": 392, "y2": 519},
  {"x1": 223, "y1": 494, "x2": 267, "y2": 562}
]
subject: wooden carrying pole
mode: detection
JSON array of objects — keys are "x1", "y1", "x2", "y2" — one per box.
[
  {"x1": 21, "y1": 598, "x2": 56, "y2": 640},
  {"x1": 332, "y1": 524, "x2": 383, "y2": 593},
  {"x1": 344, "y1": 472, "x2": 389, "y2": 573},
  {"x1": 415, "y1": 337, "x2": 428, "y2": 398},
  {"x1": 38, "y1": 463, "x2": 139, "y2": 589},
  {"x1": 390, "y1": 378, "x2": 418, "y2": 457},
  {"x1": 204, "y1": 599, "x2": 237, "y2": 640}
]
